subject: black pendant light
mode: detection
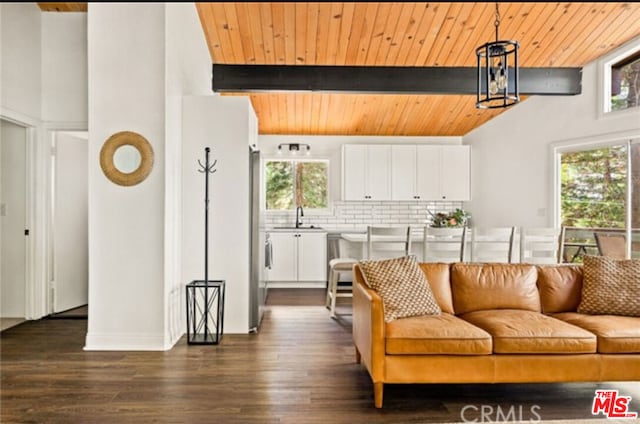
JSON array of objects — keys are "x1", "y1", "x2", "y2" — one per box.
[{"x1": 476, "y1": 2, "x2": 519, "y2": 109}]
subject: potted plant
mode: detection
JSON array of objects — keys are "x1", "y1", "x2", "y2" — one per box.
[{"x1": 429, "y1": 208, "x2": 471, "y2": 228}]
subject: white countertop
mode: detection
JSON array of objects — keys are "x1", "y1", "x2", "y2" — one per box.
[
  {"x1": 267, "y1": 226, "x2": 367, "y2": 235},
  {"x1": 267, "y1": 226, "x2": 327, "y2": 233}
]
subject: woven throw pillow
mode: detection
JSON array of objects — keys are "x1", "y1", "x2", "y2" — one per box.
[
  {"x1": 577, "y1": 255, "x2": 640, "y2": 317},
  {"x1": 358, "y1": 255, "x2": 441, "y2": 322}
]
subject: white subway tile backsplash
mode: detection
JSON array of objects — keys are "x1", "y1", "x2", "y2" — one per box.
[{"x1": 265, "y1": 200, "x2": 463, "y2": 229}]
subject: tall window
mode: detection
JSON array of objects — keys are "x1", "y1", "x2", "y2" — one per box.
[
  {"x1": 561, "y1": 145, "x2": 627, "y2": 229},
  {"x1": 265, "y1": 159, "x2": 328, "y2": 211},
  {"x1": 559, "y1": 141, "x2": 640, "y2": 261}
]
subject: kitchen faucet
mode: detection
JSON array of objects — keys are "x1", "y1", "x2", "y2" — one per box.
[{"x1": 295, "y1": 206, "x2": 304, "y2": 228}]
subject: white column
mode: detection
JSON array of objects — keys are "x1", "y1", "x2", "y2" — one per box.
[{"x1": 86, "y1": 3, "x2": 167, "y2": 350}]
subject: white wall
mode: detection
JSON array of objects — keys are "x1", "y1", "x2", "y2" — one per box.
[
  {"x1": 1, "y1": 4, "x2": 89, "y2": 321},
  {"x1": 0, "y1": 3, "x2": 41, "y2": 121},
  {"x1": 464, "y1": 37, "x2": 640, "y2": 228},
  {"x1": 183, "y1": 96, "x2": 254, "y2": 334},
  {"x1": 53, "y1": 131, "x2": 88, "y2": 312},
  {"x1": 259, "y1": 135, "x2": 463, "y2": 204},
  {"x1": 86, "y1": 3, "x2": 167, "y2": 350},
  {"x1": 0, "y1": 120, "x2": 27, "y2": 317},
  {"x1": 41, "y1": 12, "x2": 88, "y2": 124},
  {"x1": 86, "y1": 3, "x2": 212, "y2": 350},
  {"x1": 164, "y1": 3, "x2": 211, "y2": 346}
]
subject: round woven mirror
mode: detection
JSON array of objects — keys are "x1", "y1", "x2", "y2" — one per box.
[{"x1": 100, "y1": 131, "x2": 154, "y2": 186}]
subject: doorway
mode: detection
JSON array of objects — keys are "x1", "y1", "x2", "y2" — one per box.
[
  {"x1": 49, "y1": 131, "x2": 88, "y2": 316},
  {"x1": 0, "y1": 119, "x2": 27, "y2": 329}
]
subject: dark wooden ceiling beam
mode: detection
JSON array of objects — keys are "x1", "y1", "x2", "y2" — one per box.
[{"x1": 211, "y1": 64, "x2": 582, "y2": 96}]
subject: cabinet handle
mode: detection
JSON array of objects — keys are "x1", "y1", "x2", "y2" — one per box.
[{"x1": 442, "y1": 196, "x2": 446, "y2": 199}]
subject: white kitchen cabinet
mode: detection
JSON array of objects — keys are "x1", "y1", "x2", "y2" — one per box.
[
  {"x1": 391, "y1": 145, "x2": 418, "y2": 200},
  {"x1": 416, "y1": 145, "x2": 442, "y2": 200},
  {"x1": 390, "y1": 145, "x2": 470, "y2": 201},
  {"x1": 267, "y1": 232, "x2": 297, "y2": 281},
  {"x1": 343, "y1": 145, "x2": 391, "y2": 201},
  {"x1": 439, "y1": 145, "x2": 470, "y2": 201},
  {"x1": 297, "y1": 232, "x2": 327, "y2": 281},
  {"x1": 266, "y1": 231, "x2": 327, "y2": 282}
]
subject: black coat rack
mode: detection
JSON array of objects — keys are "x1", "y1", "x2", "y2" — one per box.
[
  {"x1": 186, "y1": 147, "x2": 225, "y2": 345},
  {"x1": 198, "y1": 147, "x2": 217, "y2": 290}
]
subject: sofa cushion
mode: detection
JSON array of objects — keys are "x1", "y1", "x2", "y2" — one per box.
[
  {"x1": 552, "y1": 312, "x2": 640, "y2": 353},
  {"x1": 385, "y1": 313, "x2": 492, "y2": 355},
  {"x1": 537, "y1": 265, "x2": 583, "y2": 313},
  {"x1": 460, "y1": 310, "x2": 597, "y2": 354},
  {"x1": 578, "y1": 256, "x2": 640, "y2": 317},
  {"x1": 419, "y1": 263, "x2": 454, "y2": 314},
  {"x1": 358, "y1": 255, "x2": 441, "y2": 322},
  {"x1": 451, "y1": 263, "x2": 540, "y2": 315}
]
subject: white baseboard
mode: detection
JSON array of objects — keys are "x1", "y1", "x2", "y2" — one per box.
[{"x1": 84, "y1": 332, "x2": 172, "y2": 351}]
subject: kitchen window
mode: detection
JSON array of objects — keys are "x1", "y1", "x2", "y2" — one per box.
[{"x1": 265, "y1": 159, "x2": 329, "y2": 211}]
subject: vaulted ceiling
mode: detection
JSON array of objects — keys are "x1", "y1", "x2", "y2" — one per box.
[
  {"x1": 196, "y1": 2, "x2": 640, "y2": 136},
  {"x1": 37, "y1": 3, "x2": 640, "y2": 137}
]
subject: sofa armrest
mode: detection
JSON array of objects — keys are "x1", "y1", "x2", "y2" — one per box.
[{"x1": 353, "y1": 264, "x2": 386, "y2": 383}]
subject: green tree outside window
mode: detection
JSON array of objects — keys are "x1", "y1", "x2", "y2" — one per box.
[{"x1": 561, "y1": 146, "x2": 627, "y2": 229}]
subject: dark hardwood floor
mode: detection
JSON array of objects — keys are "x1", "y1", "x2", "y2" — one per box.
[{"x1": 1, "y1": 288, "x2": 638, "y2": 423}]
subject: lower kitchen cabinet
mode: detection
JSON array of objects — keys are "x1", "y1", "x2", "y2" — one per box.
[{"x1": 267, "y1": 231, "x2": 327, "y2": 283}]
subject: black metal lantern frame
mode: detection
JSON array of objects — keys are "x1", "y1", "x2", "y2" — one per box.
[{"x1": 476, "y1": 4, "x2": 520, "y2": 109}]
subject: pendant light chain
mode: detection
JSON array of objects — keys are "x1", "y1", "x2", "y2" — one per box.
[
  {"x1": 475, "y1": 1, "x2": 520, "y2": 109},
  {"x1": 494, "y1": 2, "x2": 501, "y2": 42}
]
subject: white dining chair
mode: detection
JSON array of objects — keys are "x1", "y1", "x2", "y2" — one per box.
[
  {"x1": 519, "y1": 226, "x2": 565, "y2": 264},
  {"x1": 469, "y1": 226, "x2": 516, "y2": 263},
  {"x1": 422, "y1": 226, "x2": 467, "y2": 263},
  {"x1": 366, "y1": 226, "x2": 412, "y2": 260}
]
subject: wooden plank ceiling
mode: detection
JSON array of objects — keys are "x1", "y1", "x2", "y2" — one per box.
[
  {"x1": 38, "y1": 3, "x2": 87, "y2": 12},
  {"x1": 197, "y1": 2, "x2": 640, "y2": 136}
]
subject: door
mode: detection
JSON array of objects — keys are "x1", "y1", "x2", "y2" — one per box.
[
  {"x1": 52, "y1": 132, "x2": 88, "y2": 313},
  {"x1": 0, "y1": 120, "x2": 27, "y2": 318},
  {"x1": 297, "y1": 232, "x2": 327, "y2": 281},
  {"x1": 267, "y1": 232, "x2": 297, "y2": 281},
  {"x1": 391, "y1": 145, "x2": 416, "y2": 200}
]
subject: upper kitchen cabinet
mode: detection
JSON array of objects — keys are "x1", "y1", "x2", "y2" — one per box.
[
  {"x1": 342, "y1": 145, "x2": 391, "y2": 201},
  {"x1": 438, "y1": 145, "x2": 470, "y2": 201},
  {"x1": 391, "y1": 145, "x2": 470, "y2": 201}
]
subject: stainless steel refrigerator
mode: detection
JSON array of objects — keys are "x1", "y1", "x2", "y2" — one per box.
[{"x1": 249, "y1": 147, "x2": 267, "y2": 331}]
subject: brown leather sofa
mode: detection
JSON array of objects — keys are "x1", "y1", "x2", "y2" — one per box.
[{"x1": 352, "y1": 262, "x2": 640, "y2": 408}]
